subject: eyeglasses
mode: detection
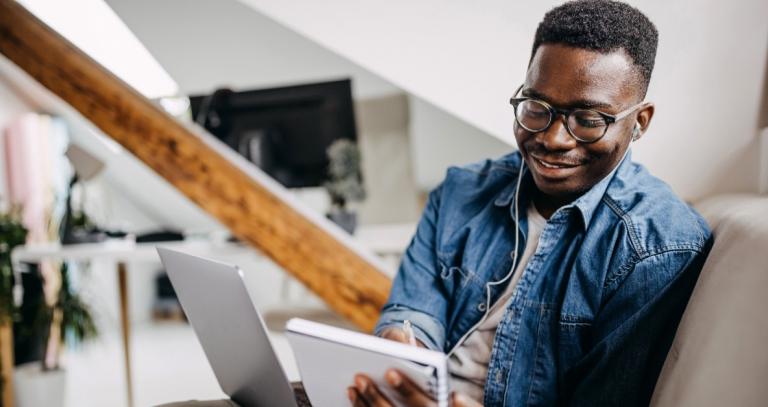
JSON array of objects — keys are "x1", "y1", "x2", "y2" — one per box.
[{"x1": 509, "y1": 85, "x2": 645, "y2": 143}]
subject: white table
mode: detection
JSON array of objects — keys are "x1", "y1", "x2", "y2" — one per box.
[{"x1": 11, "y1": 239, "x2": 254, "y2": 407}]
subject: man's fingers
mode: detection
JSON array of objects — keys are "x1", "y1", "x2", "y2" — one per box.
[
  {"x1": 385, "y1": 369, "x2": 436, "y2": 406},
  {"x1": 355, "y1": 374, "x2": 392, "y2": 407},
  {"x1": 379, "y1": 328, "x2": 426, "y2": 348},
  {"x1": 351, "y1": 370, "x2": 434, "y2": 407},
  {"x1": 451, "y1": 392, "x2": 483, "y2": 407},
  {"x1": 380, "y1": 328, "x2": 409, "y2": 344},
  {"x1": 348, "y1": 386, "x2": 368, "y2": 407}
]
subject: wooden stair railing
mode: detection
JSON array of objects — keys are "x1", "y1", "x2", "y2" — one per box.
[{"x1": 0, "y1": 0, "x2": 392, "y2": 331}]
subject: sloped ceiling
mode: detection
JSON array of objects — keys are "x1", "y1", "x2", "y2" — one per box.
[
  {"x1": 105, "y1": 0, "x2": 401, "y2": 99},
  {"x1": 236, "y1": 0, "x2": 550, "y2": 145}
]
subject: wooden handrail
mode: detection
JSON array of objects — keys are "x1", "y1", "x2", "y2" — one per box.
[{"x1": 0, "y1": 0, "x2": 391, "y2": 331}]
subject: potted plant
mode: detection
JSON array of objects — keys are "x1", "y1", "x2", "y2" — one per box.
[
  {"x1": 0, "y1": 207, "x2": 28, "y2": 407},
  {"x1": 12, "y1": 261, "x2": 98, "y2": 407},
  {"x1": 2, "y1": 203, "x2": 98, "y2": 407},
  {"x1": 324, "y1": 139, "x2": 366, "y2": 234}
]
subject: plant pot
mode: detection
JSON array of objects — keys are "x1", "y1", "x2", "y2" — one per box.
[
  {"x1": 13, "y1": 264, "x2": 48, "y2": 366},
  {"x1": 327, "y1": 208, "x2": 357, "y2": 235},
  {"x1": 13, "y1": 362, "x2": 65, "y2": 407}
]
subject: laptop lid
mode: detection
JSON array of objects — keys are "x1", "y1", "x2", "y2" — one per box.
[{"x1": 157, "y1": 247, "x2": 298, "y2": 407}]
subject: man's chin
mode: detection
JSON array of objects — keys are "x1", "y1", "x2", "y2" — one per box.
[{"x1": 530, "y1": 175, "x2": 586, "y2": 201}]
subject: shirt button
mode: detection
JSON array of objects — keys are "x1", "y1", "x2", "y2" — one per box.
[
  {"x1": 509, "y1": 250, "x2": 516, "y2": 259},
  {"x1": 478, "y1": 302, "x2": 487, "y2": 312}
]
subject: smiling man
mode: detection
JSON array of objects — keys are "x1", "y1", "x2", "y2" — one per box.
[{"x1": 348, "y1": 1, "x2": 713, "y2": 406}]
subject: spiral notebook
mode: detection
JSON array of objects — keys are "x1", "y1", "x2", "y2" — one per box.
[{"x1": 286, "y1": 318, "x2": 450, "y2": 407}]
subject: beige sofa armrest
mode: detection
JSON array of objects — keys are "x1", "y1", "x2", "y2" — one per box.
[{"x1": 652, "y1": 194, "x2": 768, "y2": 407}]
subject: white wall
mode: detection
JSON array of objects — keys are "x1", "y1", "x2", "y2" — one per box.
[
  {"x1": 239, "y1": 0, "x2": 768, "y2": 201},
  {"x1": 237, "y1": 0, "x2": 531, "y2": 142},
  {"x1": 633, "y1": 0, "x2": 768, "y2": 200},
  {"x1": 410, "y1": 96, "x2": 511, "y2": 189},
  {"x1": 355, "y1": 94, "x2": 423, "y2": 223},
  {"x1": 105, "y1": 0, "x2": 400, "y2": 100}
]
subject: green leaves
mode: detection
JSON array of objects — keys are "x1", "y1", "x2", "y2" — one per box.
[
  {"x1": 56, "y1": 263, "x2": 97, "y2": 344},
  {"x1": 0, "y1": 210, "x2": 28, "y2": 323}
]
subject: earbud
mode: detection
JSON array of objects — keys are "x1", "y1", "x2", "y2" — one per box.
[{"x1": 631, "y1": 124, "x2": 641, "y2": 141}]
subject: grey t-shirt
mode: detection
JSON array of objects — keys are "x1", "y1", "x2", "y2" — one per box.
[{"x1": 447, "y1": 203, "x2": 547, "y2": 402}]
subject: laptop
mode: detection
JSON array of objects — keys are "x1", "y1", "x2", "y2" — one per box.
[{"x1": 157, "y1": 247, "x2": 300, "y2": 407}]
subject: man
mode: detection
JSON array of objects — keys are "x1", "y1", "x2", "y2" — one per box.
[{"x1": 348, "y1": 1, "x2": 712, "y2": 406}]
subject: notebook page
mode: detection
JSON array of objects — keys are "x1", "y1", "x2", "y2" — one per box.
[{"x1": 286, "y1": 318, "x2": 449, "y2": 407}]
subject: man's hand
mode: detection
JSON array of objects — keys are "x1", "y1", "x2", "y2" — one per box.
[
  {"x1": 378, "y1": 328, "x2": 426, "y2": 347},
  {"x1": 349, "y1": 329, "x2": 478, "y2": 406},
  {"x1": 347, "y1": 370, "x2": 481, "y2": 407}
]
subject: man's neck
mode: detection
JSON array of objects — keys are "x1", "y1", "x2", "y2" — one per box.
[{"x1": 532, "y1": 189, "x2": 579, "y2": 219}]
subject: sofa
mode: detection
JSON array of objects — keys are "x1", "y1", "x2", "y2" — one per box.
[{"x1": 652, "y1": 194, "x2": 768, "y2": 406}]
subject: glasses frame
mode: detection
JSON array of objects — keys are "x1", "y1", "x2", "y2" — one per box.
[{"x1": 509, "y1": 84, "x2": 645, "y2": 143}]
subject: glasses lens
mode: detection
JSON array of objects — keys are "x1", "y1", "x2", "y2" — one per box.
[
  {"x1": 568, "y1": 110, "x2": 608, "y2": 142},
  {"x1": 516, "y1": 100, "x2": 551, "y2": 132}
]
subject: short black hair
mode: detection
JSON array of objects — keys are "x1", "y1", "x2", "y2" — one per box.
[{"x1": 532, "y1": 0, "x2": 658, "y2": 96}]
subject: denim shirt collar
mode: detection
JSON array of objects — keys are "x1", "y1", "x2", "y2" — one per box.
[{"x1": 494, "y1": 150, "x2": 632, "y2": 229}]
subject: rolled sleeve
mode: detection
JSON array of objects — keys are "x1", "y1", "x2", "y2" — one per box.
[{"x1": 374, "y1": 304, "x2": 446, "y2": 351}]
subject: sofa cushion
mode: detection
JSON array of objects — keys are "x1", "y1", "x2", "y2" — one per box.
[{"x1": 651, "y1": 195, "x2": 768, "y2": 407}]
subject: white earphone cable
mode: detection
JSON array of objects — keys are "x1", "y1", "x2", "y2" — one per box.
[
  {"x1": 446, "y1": 134, "x2": 634, "y2": 356},
  {"x1": 447, "y1": 156, "x2": 526, "y2": 356}
]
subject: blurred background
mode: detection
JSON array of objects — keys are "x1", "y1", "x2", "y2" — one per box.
[{"x1": 0, "y1": 0, "x2": 766, "y2": 406}]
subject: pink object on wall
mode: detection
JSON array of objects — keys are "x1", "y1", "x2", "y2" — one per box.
[
  {"x1": 4, "y1": 113, "x2": 65, "y2": 367},
  {"x1": 3, "y1": 113, "x2": 53, "y2": 243}
]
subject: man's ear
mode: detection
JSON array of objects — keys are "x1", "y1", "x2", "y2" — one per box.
[{"x1": 633, "y1": 102, "x2": 655, "y2": 141}]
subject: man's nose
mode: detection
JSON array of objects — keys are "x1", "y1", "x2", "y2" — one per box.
[{"x1": 538, "y1": 114, "x2": 578, "y2": 150}]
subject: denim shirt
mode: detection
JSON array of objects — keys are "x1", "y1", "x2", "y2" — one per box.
[{"x1": 375, "y1": 151, "x2": 712, "y2": 406}]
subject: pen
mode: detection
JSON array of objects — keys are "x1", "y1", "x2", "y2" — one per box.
[{"x1": 403, "y1": 319, "x2": 417, "y2": 346}]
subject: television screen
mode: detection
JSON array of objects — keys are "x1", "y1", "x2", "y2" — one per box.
[{"x1": 190, "y1": 79, "x2": 358, "y2": 188}]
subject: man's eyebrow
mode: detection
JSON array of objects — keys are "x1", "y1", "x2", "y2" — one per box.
[{"x1": 521, "y1": 88, "x2": 614, "y2": 110}]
